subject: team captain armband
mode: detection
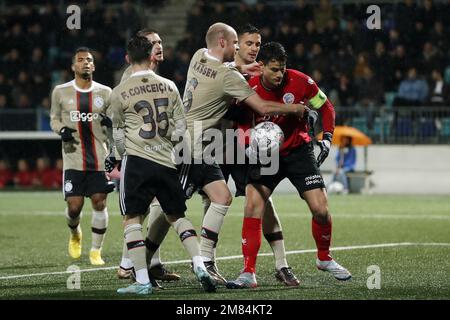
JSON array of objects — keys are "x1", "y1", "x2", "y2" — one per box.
[{"x1": 309, "y1": 89, "x2": 327, "y2": 109}]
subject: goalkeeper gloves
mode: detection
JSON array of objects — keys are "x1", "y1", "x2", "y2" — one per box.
[
  {"x1": 316, "y1": 132, "x2": 333, "y2": 167},
  {"x1": 59, "y1": 127, "x2": 76, "y2": 142}
]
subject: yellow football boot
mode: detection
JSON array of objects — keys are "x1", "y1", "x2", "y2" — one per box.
[
  {"x1": 68, "y1": 230, "x2": 82, "y2": 259},
  {"x1": 89, "y1": 248, "x2": 105, "y2": 265}
]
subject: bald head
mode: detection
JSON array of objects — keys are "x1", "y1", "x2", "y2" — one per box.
[{"x1": 205, "y1": 22, "x2": 236, "y2": 48}]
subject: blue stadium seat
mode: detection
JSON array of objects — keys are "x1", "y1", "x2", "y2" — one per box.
[
  {"x1": 441, "y1": 118, "x2": 450, "y2": 136},
  {"x1": 384, "y1": 92, "x2": 396, "y2": 109},
  {"x1": 351, "y1": 117, "x2": 368, "y2": 134},
  {"x1": 419, "y1": 118, "x2": 436, "y2": 137},
  {"x1": 395, "y1": 117, "x2": 413, "y2": 136},
  {"x1": 374, "y1": 117, "x2": 390, "y2": 137}
]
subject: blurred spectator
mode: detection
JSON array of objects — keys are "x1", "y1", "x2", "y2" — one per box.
[
  {"x1": 288, "y1": 0, "x2": 312, "y2": 30},
  {"x1": 430, "y1": 21, "x2": 447, "y2": 55},
  {"x1": 33, "y1": 157, "x2": 54, "y2": 188},
  {"x1": 420, "y1": 42, "x2": 443, "y2": 76},
  {"x1": 353, "y1": 53, "x2": 370, "y2": 81},
  {"x1": 331, "y1": 46, "x2": 355, "y2": 79},
  {"x1": 117, "y1": 1, "x2": 141, "y2": 39},
  {"x1": 331, "y1": 135, "x2": 356, "y2": 193},
  {"x1": 391, "y1": 45, "x2": 410, "y2": 89},
  {"x1": 0, "y1": 159, "x2": 14, "y2": 188},
  {"x1": 428, "y1": 69, "x2": 450, "y2": 106},
  {"x1": 0, "y1": 94, "x2": 8, "y2": 109},
  {"x1": 410, "y1": 21, "x2": 427, "y2": 57},
  {"x1": 395, "y1": 0, "x2": 416, "y2": 36},
  {"x1": 322, "y1": 18, "x2": 341, "y2": 52},
  {"x1": 355, "y1": 67, "x2": 384, "y2": 126},
  {"x1": 13, "y1": 159, "x2": 35, "y2": 187},
  {"x1": 336, "y1": 74, "x2": 356, "y2": 107},
  {"x1": 302, "y1": 20, "x2": 320, "y2": 50},
  {"x1": 371, "y1": 42, "x2": 394, "y2": 90},
  {"x1": 419, "y1": 0, "x2": 437, "y2": 28},
  {"x1": 308, "y1": 43, "x2": 329, "y2": 78},
  {"x1": 361, "y1": 67, "x2": 383, "y2": 101},
  {"x1": 16, "y1": 93, "x2": 32, "y2": 109},
  {"x1": 395, "y1": 67, "x2": 429, "y2": 106},
  {"x1": 53, "y1": 158, "x2": 64, "y2": 188},
  {"x1": 289, "y1": 43, "x2": 309, "y2": 73},
  {"x1": 314, "y1": 0, "x2": 337, "y2": 32}
]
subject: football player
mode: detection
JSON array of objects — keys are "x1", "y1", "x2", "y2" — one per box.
[
  {"x1": 217, "y1": 24, "x2": 300, "y2": 286},
  {"x1": 50, "y1": 47, "x2": 113, "y2": 266},
  {"x1": 175, "y1": 23, "x2": 308, "y2": 285},
  {"x1": 115, "y1": 29, "x2": 180, "y2": 285},
  {"x1": 110, "y1": 36, "x2": 216, "y2": 294},
  {"x1": 227, "y1": 42, "x2": 351, "y2": 289}
]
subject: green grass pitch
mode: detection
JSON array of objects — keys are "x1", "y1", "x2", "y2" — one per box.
[{"x1": 0, "y1": 191, "x2": 449, "y2": 300}]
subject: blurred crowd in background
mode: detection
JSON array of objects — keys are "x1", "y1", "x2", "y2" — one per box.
[
  {"x1": 0, "y1": 0, "x2": 448, "y2": 113},
  {"x1": 0, "y1": 157, "x2": 63, "y2": 189}
]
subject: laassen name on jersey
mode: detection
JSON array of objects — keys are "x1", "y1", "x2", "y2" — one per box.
[
  {"x1": 120, "y1": 82, "x2": 173, "y2": 100},
  {"x1": 192, "y1": 61, "x2": 218, "y2": 79}
]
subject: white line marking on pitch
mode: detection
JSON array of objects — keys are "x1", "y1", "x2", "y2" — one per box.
[
  {"x1": 1, "y1": 242, "x2": 449, "y2": 280},
  {"x1": 1, "y1": 211, "x2": 450, "y2": 220}
]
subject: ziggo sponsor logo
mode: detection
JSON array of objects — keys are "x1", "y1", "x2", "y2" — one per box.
[{"x1": 70, "y1": 111, "x2": 99, "y2": 122}]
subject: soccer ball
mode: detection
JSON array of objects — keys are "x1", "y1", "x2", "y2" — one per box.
[
  {"x1": 248, "y1": 121, "x2": 284, "y2": 159},
  {"x1": 328, "y1": 181, "x2": 345, "y2": 194}
]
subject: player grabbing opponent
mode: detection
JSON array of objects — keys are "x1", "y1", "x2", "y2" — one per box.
[
  {"x1": 173, "y1": 23, "x2": 308, "y2": 285},
  {"x1": 227, "y1": 42, "x2": 351, "y2": 289}
]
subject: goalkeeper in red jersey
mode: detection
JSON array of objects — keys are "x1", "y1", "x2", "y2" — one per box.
[{"x1": 227, "y1": 42, "x2": 351, "y2": 289}]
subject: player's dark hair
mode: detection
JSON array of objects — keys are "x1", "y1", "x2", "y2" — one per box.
[
  {"x1": 237, "y1": 23, "x2": 260, "y2": 36},
  {"x1": 127, "y1": 36, "x2": 153, "y2": 64},
  {"x1": 136, "y1": 28, "x2": 158, "y2": 37},
  {"x1": 258, "y1": 42, "x2": 287, "y2": 65},
  {"x1": 72, "y1": 47, "x2": 92, "y2": 63}
]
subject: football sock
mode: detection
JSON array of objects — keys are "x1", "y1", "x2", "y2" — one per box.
[
  {"x1": 202, "y1": 196, "x2": 211, "y2": 216},
  {"x1": 242, "y1": 217, "x2": 262, "y2": 274},
  {"x1": 91, "y1": 208, "x2": 108, "y2": 250},
  {"x1": 66, "y1": 208, "x2": 81, "y2": 235},
  {"x1": 120, "y1": 238, "x2": 133, "y2": 269},
  {"x1": 264, "y1": 231, "x2": 288, "y2": 270},
  {"x1": 124, "y1": 223, "x2": 149, "y2": 284},
  {"x1": 192, "y1": 255, "x2": 207, "y2": 272},
  {"x1": 173, "y1": 217, "x2": 200, "y2": 259},
  {"x1": 312, "y1": 217, "x2": 332, "y2": 261},
  {"x1": 200, "y1": 202, "x2": 229, "y2": 261},
  {"x1": 201, "y1": 197, "x2": 214, "y2": 260},
  {"x1": 263, "y1": 200, "x2": 288, "y2": 270},
  {"x1": 145, "y1": 202, "x2": 170, "y2": 267}
]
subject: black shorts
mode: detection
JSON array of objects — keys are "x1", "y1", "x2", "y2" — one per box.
[
  {"x1": 63, "y1": 170, "x2": 113, "y2": 199},
  {"x1": 220, "y1": 163, "x2": 248, "y2": 197},
  {"x1": 178, "y1": 160, "x2": 225, "y2": 199},
  {"x1": 119, "y1": 155, "x2": 187, "y2": 216},
  {"x1": 247, "y1": 142, "x2": 325, "y2": 195}
]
